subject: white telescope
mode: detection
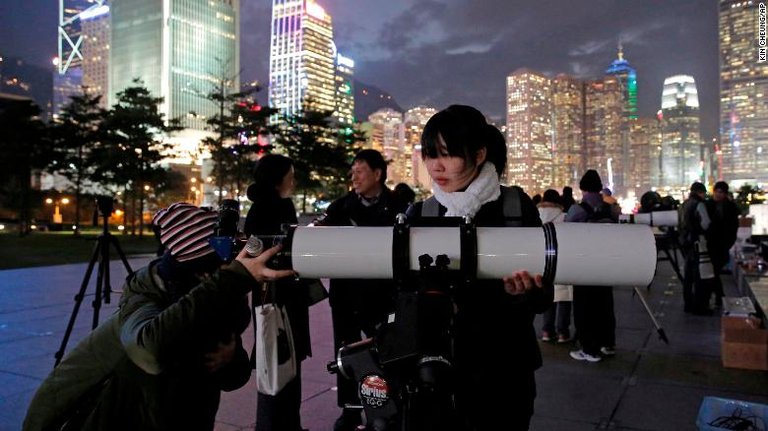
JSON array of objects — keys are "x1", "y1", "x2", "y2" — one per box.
[
  {"x1": 286, "y1": 223, "x2": 656, "y2": 286},
  {"x1": 619, "y1": 211, "x2": 678, "y2": 227}
]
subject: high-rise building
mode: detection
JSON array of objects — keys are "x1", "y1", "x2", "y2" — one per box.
[
  {"x1": 269, "y1": 0, "x2": 336, "y2": 119},
  {"x1": 368, "y1": 108, "x2": 405, "y2": 185},
  {"x1": 719, "y1": 0, "x2": 768, "y2": 183},
  {"x1": 81, "y1": 6, "x2": 110, "y2": 108},
  {"x1": 55, "y1": 1, "x2": 109, "y2": 117},
  {"x1": 660, "y1": 75, "x2": 702, "y2": 189},
  {"x1": 335, "y1": 52, "x2": 355, "y2": 125},
  {"x1": 628, "y1": 117, "x2": 661, "y2": 194},
  {"x1": 584, "y1": 76, "x2": 625, "y2": 193},
  {"x1": 552, "y1": 74, "x2": 585, "y2": 190},
  {"x1": 58, "y1": 0, "x2": 108, "y2": 75},
  {"x1": 506, "y1": 69, "x2": 553, "y2": 195},
  {"x1": 605, "y1": 43, "x2": 638, "y2": 120},
  {"x1": 110, "y1": 0, "x2": 240, "y2": 161},
  {"x1": 404, "y1": 106, "x2": 437, "y2": 189}
]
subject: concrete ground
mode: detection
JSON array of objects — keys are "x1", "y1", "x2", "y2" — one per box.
[{"x1": 1, "y1": 253, "x2": 767, "y2": 430}]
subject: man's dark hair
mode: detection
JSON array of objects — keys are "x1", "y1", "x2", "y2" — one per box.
[
  {"x1": 690, "y1": 181, "x2": 707, "y2": 194},
  {"x1": 714, "y1": 181, "x2": 729, "y2": 193},
  {"x1": 354, "y1": 149, "x2": 388, "y2": 185}
]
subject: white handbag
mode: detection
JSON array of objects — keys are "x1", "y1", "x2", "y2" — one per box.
[{"x1": 254, "y1": 284, "x2": 297, "y2": 396}]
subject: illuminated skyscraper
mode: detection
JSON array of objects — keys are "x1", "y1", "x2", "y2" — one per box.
[
  {"x1": 552, "y1": 74, "x2": 585, "y2": 190},
  {"x1": 660, "y1": 75, "x2": 702, "y2": 188},
  {"x1": 81, "y1": 6, "x2": 110, "y2": 108},
  {"x1": 719, "y1": 0, "x2": 768, "y2": 183},
  {"x1": 110, "y1": 0, "x2": 239, "y2": 161},
  {"x1": 506, "y1": 69, "x2": 553, "y2": 194},
  {"x1": 404, "y1": 106, "x2": 437, "y2": 189},
  {"x1": 57, "y1": 0, "x2": 108, "y2": 75},
  {"x1": 585, "y1": 76, "x2": 625, "y2": 193},
  {"x1": 368, "y1": 108, "x2": 405, "y2": 185},
  {"x1": 629, "y1": 117, "x2": 661, "y2": 194},
  {"x1": 54, "y1": 0, "x2": 109, "y2": 117},
  {"x1": 605, "y1": 43, "x2": 638, "y2": 120},
  {"x1": 269, "y1": 0, "x2": 336, "y2": 119},
  {"x1": 335, "y1": 52, "x2": 355, "y2": 125}
]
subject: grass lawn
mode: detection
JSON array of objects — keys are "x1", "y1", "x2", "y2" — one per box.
[{"x1": 0, "y1": 229, "x2": 159, "y2": 270}]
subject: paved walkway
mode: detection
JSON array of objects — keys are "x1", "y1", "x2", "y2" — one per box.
[{"x1": 1, "y1": 255, "x2": 767, "y2": 430}]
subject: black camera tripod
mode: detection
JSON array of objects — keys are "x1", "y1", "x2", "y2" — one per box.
[{"x1": 54, "y1": 198, "x2": 133, "y2": 366}]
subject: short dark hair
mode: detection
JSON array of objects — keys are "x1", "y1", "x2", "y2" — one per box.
[
  {"x1": 393, "y1": 182, "x2": 416, "y2": 204},
  {"x1": 354, "y1": 149, "x2": 388, "y2": 184},
  {"x1": 542, "y1": 189, "x2": 561, "y2": 205},
  {"x1": 252, "y1": 154, "x2": 293, "y2": 196},
  {"x1": 714, "y1": 181, "x2": 729, "y2": 193},
  {"x1": 421, "y1": 105, "x2": 503, "y2": 173},
  {"x1": 690, "y1": 182, "x2": 707, "y2": 193}
]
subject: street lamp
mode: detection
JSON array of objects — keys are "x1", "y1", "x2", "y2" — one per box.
[{"x1": 45, "y1": 196, "x2": 70, "y2": 224}]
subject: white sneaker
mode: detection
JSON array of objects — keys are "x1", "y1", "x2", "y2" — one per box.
[
  {"x1": 569, "y1": 350, "x2": 602, "y2": 362},
  {"x1": 600, "y1": 347, "x2": 616, "y2": 356}
]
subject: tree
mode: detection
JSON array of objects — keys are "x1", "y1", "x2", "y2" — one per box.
[
  {"x1": 276, "y1": 109, "x2": 362, "y2": 213},
  {"x1": 0, "y1": 98, "x2": 52, "y2": 235},
  {"x1": 735, "y1": 184, "x2": 764, "y2": 216},
  {"x1": 49, "y1": 92, "x2": 107, "y2": 235},
  {"x1": 93, "y1": 79, "x2": 181, "y2": 236},
  {"x1": 202, "y1": 97, "x2": 276, "y2": 200}
]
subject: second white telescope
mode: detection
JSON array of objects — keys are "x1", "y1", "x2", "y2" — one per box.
[{"x1": 288, "y1": 224, "x2": 656, "y2": 286}]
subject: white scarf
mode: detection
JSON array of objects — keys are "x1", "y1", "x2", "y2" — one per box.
[{"x1": 432, "y1": 163, "x2": 501, "y2": 217}]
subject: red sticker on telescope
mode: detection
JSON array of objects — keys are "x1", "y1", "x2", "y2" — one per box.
[{"x1": 359, "y1": 375, "x2": 389, "y2": 408}]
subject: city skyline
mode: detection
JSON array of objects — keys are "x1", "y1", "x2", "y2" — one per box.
[{"x1": 1, "y1": 0, "x2": 720, "y2": 142}]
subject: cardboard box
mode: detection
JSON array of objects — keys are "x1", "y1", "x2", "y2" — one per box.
[
  {"x1": 721, "y1": 317, "x2": 768, "y2": 371},
  {"x1": 721, "y1": 315, "x2": 762, "y2": 330}
]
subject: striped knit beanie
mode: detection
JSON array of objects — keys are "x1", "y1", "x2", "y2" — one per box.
[{"x1": 151, "y1": 202, "x2": 218, "y2": 262}]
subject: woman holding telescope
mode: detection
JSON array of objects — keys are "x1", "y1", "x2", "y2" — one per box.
[{"x1": 406, "y1": 105, "x2": 552, "y2": 431}]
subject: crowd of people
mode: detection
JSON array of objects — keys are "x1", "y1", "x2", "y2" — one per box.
[{"x1": 23, "y1": 103, "x2": 742, "y2": 431}]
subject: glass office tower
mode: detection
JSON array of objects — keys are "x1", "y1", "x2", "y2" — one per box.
[
  {"x1": 110, "y1": 0, "x2": 239, "y2": 132},
  {"x1": 719, "y1": 0, "x2": 768, "y2": 183}
]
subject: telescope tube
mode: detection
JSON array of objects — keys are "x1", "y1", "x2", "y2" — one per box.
[
  {"x1": 619, "y1": 210, "x2": 678, "y2": 227},
  {"x1": 289, "y1": 224, "x2": 656, "y2": 286}
]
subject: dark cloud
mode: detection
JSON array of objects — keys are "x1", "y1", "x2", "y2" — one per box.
[{"x1": 2, "y1": 0, "x2": 719, "y2": 140}]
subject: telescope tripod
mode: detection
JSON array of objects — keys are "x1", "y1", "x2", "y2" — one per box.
[
  {"x1": 54, "y1": 213, "x2": 133, "y2": 367},
  {"x1": 655, "y1": 230, "x2": 683, "y2": 284}
]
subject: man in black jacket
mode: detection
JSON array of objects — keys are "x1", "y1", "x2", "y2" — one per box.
[
  {"x1": 313, "y1": 149, "x2": 408, "y2": 431},
  {"x1": 706, "y1": 181, "x2": 740, "y2": 307},
  {"x1": 679, "y1": 182, "x2": 713, "y2": 314}
]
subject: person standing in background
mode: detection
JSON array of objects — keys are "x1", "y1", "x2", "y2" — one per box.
[
  {"x1": 313, "y1": 149, "x2": 408, "y2": 431},
  {"x1": 566, "y1": 170, "x2": 619, "y2": 363},
  {"x1": 244, "y1": 154, "x2": 311, "y2": 431},
  {"x1": 705, "y1": 181, "x2": 739, "y2": 308},
  {"x1": 537, "y1": 189, "x2": 572, "y2": 344}
]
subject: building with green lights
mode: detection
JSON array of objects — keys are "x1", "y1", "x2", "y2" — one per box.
[
  {"x1": 605, "y1": 44, "x2": 638, "y2": 120},
  {"x1": 334, "y1": 52, "x2": 355, "y2": 125}
]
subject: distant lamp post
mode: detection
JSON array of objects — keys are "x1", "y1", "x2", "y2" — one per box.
[{"x1": 46, "y1": 196, "x2": 70, "y2": 224}]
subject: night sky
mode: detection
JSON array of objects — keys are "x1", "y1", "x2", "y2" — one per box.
[{"x1": 1, "y1": 0, "x2": 720, "y2": 141}]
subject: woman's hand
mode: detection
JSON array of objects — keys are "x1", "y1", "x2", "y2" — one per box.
[
  {"x1": 235, "y1": 245, "x2": 296, "y2": 282},
  {"x1": 502, "y1": 271, "x2": 543, "y2": 296}
]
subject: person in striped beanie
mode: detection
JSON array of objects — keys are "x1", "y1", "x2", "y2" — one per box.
[{"x1": 24, "y1": 202, "x2": 294, "y2": 431}]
